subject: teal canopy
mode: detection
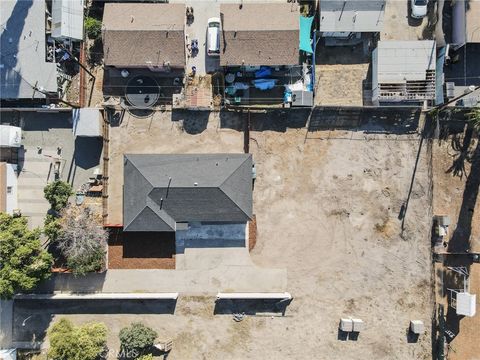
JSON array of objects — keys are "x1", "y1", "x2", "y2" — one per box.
[{"x1": 299, "y1": 16, "x2": 314, "y2": 54}]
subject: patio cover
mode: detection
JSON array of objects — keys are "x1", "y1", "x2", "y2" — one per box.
[
  {"x1": 72, "y1": 108, "x2": 102, "y2": 137},
  {"x1": 300, "y1": 16, "x2": 314, "y2": 54}
]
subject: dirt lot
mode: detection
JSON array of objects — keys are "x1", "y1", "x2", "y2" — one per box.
[
  {"x1": 432, "y1": 131, "x2": 480, "y2": 360},
  {"x1": 27, "y1": 111, "x2": 434, "y2": 359}
]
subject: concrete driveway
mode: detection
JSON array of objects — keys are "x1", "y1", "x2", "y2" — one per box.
[
  {"x1": 184, "y1": 0, "x2": 221, "y2": 75},
  {"x1": 382, "y1": 0, "x2": 436, "y2": 40}
]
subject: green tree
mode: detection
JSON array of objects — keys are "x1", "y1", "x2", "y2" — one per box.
[
  {"x1": 43, "y1": 214, "x2": 61, "y2": 243},
  {"x1": 48, "y1": 318, "x2": 107, "y2": 360},
  {"x1": 43, "y1": 181, "x2": 73, "y2": 211},
  {"x1": 0, "y1": 213, "x2": 53, "y2": 299},
  {"x1": 84, "y1": 17, "x2": 102, "y2": 39},
  {"x1": 119, "y1": 323, "x2": 157, "y2": 358}
]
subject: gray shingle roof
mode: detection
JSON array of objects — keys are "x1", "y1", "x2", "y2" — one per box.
[
  {"x1": 102, "y1": 3, "x2": 185, "y2": 67},
  {"x1": 220, "y1": 3, "x2": 300, "y2": 66},
  {"x1": 123, "y1": 154, "x2": 253, "y2": 232}
]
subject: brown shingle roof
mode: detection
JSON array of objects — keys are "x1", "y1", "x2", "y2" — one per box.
[
  {"x1": 102, "y1": 3, "x2": 186, "y2": 67},
  {"x1": 220, "y1": 3, "x2": 300, "y2": 66}
]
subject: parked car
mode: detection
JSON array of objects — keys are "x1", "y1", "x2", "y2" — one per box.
[
  {"x1": 207, "y1": 17, "x2": 220, "y2": 56},
  {"x1": 410, "y1": 0, "x2": 428, "y2": 18}
]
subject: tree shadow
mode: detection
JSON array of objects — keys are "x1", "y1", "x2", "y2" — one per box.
[
  {"x1": 445, "y1": 127, "x2": 474, "y2": 179},
  {"x1": 448, "y1": 139, "x2": 480, "y2": 253}
]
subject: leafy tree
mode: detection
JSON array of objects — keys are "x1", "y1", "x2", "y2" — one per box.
[
  {"x1": 48, "y1": 318, "x2": 107, "y2": 360},
  {"x1": 84, "y1": 17, "x2": 102, "y2": 39},
  {"x1": 55, "y1": 206, "x2": 107, "y2": 276},
  {"x1": 43, "y1": 181, "x2": 73, "y2": 211},
  {"x1": 43, "y1": 214, "x2": 61, "y2": 243},
  {"x1": 0, "y1": 213, "x2": 53, "y2": 299},
  {"x1": 119, "y1": 323, "x2": 157, "y2": 358}
]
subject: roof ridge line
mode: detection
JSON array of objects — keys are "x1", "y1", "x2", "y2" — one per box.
[{"x1": 218, "y1": 155, "x2": 252, "y2": 219}]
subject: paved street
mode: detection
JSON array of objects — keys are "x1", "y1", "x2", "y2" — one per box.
[{"x1": 12, "y1": 299, "x2": 176, "y2": 345}]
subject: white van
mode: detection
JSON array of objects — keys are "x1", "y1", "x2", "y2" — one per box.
[{"x1": 207, "y1": 17, "x2": 220, "y2": 56}]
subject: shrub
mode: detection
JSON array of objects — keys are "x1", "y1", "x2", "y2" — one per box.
[
  {"x1": 48, "y1": 318, "x2": 107, "y2": 360},
  {"x1": 0, "y1": 213, "x2": 53, "y2": 299},
  {"x1": 43, "y1": 181, "x2": 73, "y2": 211},
  {"x1": 85, "y1": 17, "x2": 102, "y2": 39},
  {"x1": 43, "y1": 214, "x2": 61, "y2": 242},
  {"x1": 119, "y1": 323, "x2": 157, "y2": 358}
]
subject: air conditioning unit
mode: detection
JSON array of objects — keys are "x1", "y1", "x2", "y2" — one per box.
[{"x1": 446, "y1": 82, "x2": 455, "y2": 99}]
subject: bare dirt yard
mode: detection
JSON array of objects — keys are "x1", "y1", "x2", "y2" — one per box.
[{"x1": 20, "y1": 110, "x2": 436, "y2": 359}]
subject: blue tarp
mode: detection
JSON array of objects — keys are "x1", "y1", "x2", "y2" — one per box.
[
  {"x1": 299, "y1": 16, "x2": 314, "y2": 54},
  {"x1": 255, "y1": 67, "x2": 272, "y2": 78},
  {"x1": 252, "y1": 79, "x2": 277, "y2": 90}
]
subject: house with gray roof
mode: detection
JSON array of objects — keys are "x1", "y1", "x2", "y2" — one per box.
[
  {"x1": 123, "y1": 154, "x2": 253, "y2": 232},
  {"x1": 0, "y1": 0, "x2": 58, "y2": 101}
]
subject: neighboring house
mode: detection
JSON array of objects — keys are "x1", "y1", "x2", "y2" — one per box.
[
  {"x1": 102, "y1": 3, "x2": 185, "y2": 70},
  {"x1": 0, "y1": 0, "x2": 58, "y2": 102},
  {"x1": 372, "y1": 40, "x2": 436, "y2": 105},
  {"x1": 0, "y1": 162, "x2": 18, "y2": 215},
  {"x1": 123, "y1": 154, "x2": 253, "y2": 232},
  {"x1": 220, "y1": 3, "x2": 314, "y2": 107},
  {"x1": 102, "y1": 3, "x2": 186, "y2": 106},
  {"x1": 319, "y1": 0, "x2": 385, "y2": 46},
  {"x1": 51, "y1": 0, "x2": 84, "y2": 41}
]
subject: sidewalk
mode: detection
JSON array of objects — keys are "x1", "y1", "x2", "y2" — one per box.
[{"x1": 34, "y1": 265, "x2": 287, "y2": 295}]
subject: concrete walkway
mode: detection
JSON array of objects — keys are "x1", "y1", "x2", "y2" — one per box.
[{"x1": 35, "y1": 264, "x2": 287, "y2": 295}]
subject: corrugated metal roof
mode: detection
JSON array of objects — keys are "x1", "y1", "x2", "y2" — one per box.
[
  {"x1": 51, "y1": 0, "x2": 84, "y2": 40},
  {"x1": 72, "y1": 108, "x2": 102, "y2": 137},
  {"x1": 377, "y1": 40, "x2": 436, "y2": 83},
  {"x1": 320, "y1": 0, "x2": 386, "y2": 33},
  {"x1": 0, "y1": 0, "x2": 58, "y2": 99}
]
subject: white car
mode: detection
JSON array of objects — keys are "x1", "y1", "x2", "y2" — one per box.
[
  {"x1": 207, "y1": 17, "x2": 220, "y2": 56},
  {"x1": 411, "y1": 0, "x2": 428, "y2": 19}
]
